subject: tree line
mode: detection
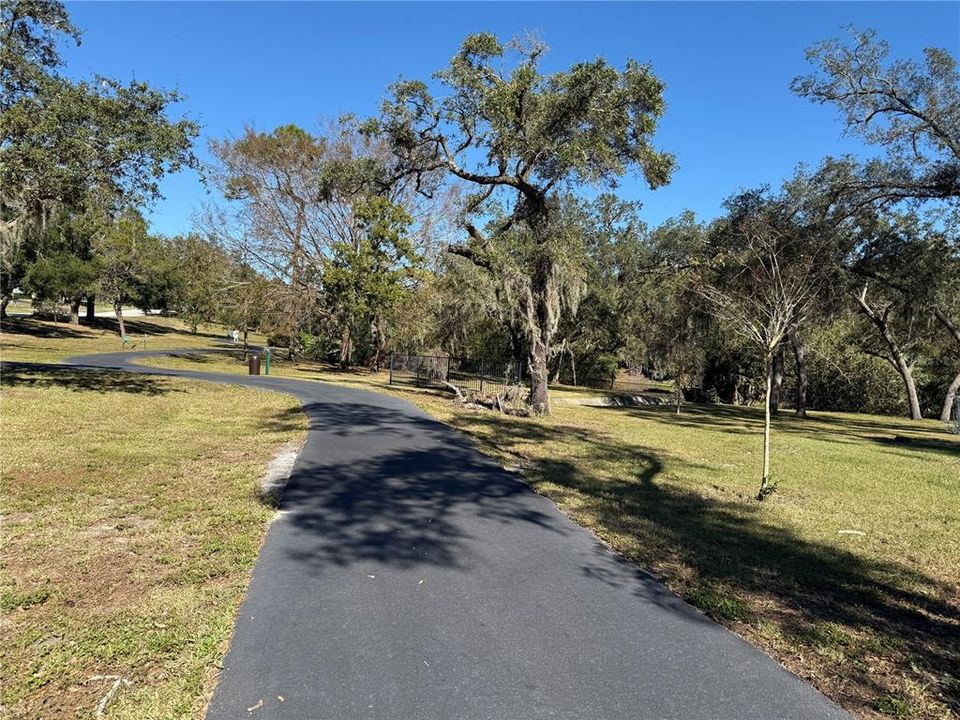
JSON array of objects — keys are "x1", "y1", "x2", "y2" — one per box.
[{"x1": 3, "y1": 3, "x2": 958, "y2": 443}]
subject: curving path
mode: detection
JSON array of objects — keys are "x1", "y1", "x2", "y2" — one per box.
[{"x1": 56, "y1": 350, "x2": 850, "y2": 720}]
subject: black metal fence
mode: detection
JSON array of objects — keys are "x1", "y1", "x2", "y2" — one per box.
[{"x1": 389, "y1": 353, "x2": 523, "y2": 395}]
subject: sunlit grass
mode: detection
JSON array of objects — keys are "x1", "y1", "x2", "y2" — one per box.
[
  {"x1": 6, "y1": 330, "x2": 959, "y2": 718},
  {"x1": 0, "y1": 315, "x2": 266, "y2": 364},
  {"x1": 1, "y1": 362, "x2": 306, "y2": 719}
]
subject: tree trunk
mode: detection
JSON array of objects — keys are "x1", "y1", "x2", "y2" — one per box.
[
  {"x1": 115, "y1": 302, "x2": 127, "y2": 339},
  {"x1": 508, "y1": 322, "x2": 526, "y2": 382},
  {"x1": 550, "y1": 339, "x2": 570, "y2": 384},
  {"x1": 788, "y1": 328, "x2": 808, "y2": 418},
  {"x1": 370, "y1": 315, "x2": 385, "y2": 372},
  {"x1": 339, "y1": 325, "x2": 352, "y2": 370},
  {"x1": 856, "y1": 291, "x2": 922, "y2": 420},
  {"x1": 85, "y1": 296, "x2": 95, "y2": 321},
  {"x1": 0, "y1": 295, "x2": 9, "y2": 320},
  {"x1": 770, "y1": 345, "x2": 784, "y2": 414},
  {"x1": 897, "y1": 359, "x2": 922, "y2": 420},
  {"x1": 528, "y1": 338, "x2": 550, "y2": 415},
  {"x1": 758, "y1": 353, "x2": 773, "y2": 501},
  {"x1": 69, "y1": 298, "x2": 81, "y2": 325},
  {"x1": 941, "y1": 371, "x2": 960, "y2": 423},
  {"x1": 933, "y1": 306, "x2": 960, "y2": 346},
  {"x1": 525, "y1": 255, "x2": 557, "y2": 416},
  {"x1": 932, "y1": 307, "x2": 960, "y2": 424}
]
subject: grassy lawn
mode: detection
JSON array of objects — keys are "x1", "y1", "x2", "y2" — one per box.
[
  {"x1": 4, "y1": 326, "x2": 959, "y2": 719},
  {"x1": 0, "y1": 315, "x2": 263, "y2": 364},
  {"x1": 1, "y1": 321, "x2": 306, "y2": 718},
  {"x1": 138, "y1": 348, "x2": 960, "y2": 719}
]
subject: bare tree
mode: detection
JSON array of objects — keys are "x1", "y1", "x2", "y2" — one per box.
[
  {"x1": 202, "y1": 121, "x2": 449, "y2": 364},
  {"x1": 695, "y1": 205, "x2": 826, "y2": 499}
]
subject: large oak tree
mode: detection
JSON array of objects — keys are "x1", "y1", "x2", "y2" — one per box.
[{"x1": 372, "y1": 33, "x2": 674, "y2": 414}]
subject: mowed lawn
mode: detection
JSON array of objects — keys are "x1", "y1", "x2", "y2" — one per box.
[
  {"x1": 0, "y1": 314, "x2": 259, "y2": 364},
  {"x1": 4, "y1": 327, "x2": 959, "y2": 719},
  {"x1": 143, "y1": 349, "x2": 960, "y2": 719},
  {"x1": 1, "y1": 321, "x2": 305, "y2": 719}
]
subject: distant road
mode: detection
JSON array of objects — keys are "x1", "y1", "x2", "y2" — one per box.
[
  {"x1": 93, "y1": 308, "x2": 161, "y2": 318},
  {"x1": 5, "y1": 307, "x2": 162, "y2": 319}
]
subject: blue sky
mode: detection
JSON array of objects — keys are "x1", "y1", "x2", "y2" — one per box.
[{"x1": 62, "y1": 2, "x2": 959, "y2": 236}]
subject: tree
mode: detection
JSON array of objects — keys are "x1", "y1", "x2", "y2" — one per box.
[
  {"x1": 1, "y1": 0, "x2": 79, "y2": 317},
  {"x1": 372, "y1": 32, "x2": 674, "y2": 414},
  {"x1": 322, "y1": 195, "x2": 420, "y2": 369},
  {"x1": 554, "y1": 195, "x2": 655, "y2": 388},
  {"x1": 16, "y1": 208, "x2": 97, "y2": 322},
  {"x1": 218, "y1": 257, "x2": 270, "y2": 349},
  {"x1": 645, "y1": 213, "x2": 710, "y2": 412},
  {"x1": 934, "y1": 302, "x2": 960, "y2": 422},
  {"x1": 842, "y1": 211, "x2": 959, "y2": 420},
  {"x1": 794, "y1": 30, "x2": 960, "y2": 419},
  {"x1": 0, "y1": 0, "x2": 198, "y2": 319},
  {"x1": 206, "y1": 121, "x2": 439, "y2": 363},
  {"x1": 793, "y1": 28, "x2": 959, "y2": 206},
  {"x1": 94, "y1": 209, "x2": 155, "y2": 339},
  {"x1": 694, "y1": 194, "x2": 830, "y2": 499},
  {"x1": 166, "y1": 234, "x2": 231, "y2": 333}
]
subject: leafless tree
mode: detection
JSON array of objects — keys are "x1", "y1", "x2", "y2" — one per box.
[
  {"x1": 200, "y1": 120, "x2": 453, "y2": 363},
  {"x1": 695, "y1": 210, "x2": 827, "y2": 499}
]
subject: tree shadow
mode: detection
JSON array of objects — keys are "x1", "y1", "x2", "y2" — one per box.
[
  {"x1": 0, "y1": 318, "x2": 91, "y2": 339},
  {"x1": 873, "y1": 434, "x2": 960, "y2": 458},
  {"x1": 602, "y1": 403, "x2": 960, "y2": 459},
  {"x1": 455, "y1": 410, "x2": 960, "y2": 713},
  {"x1": 267, "y1": 399, "x2": 562, "y2": 575},
  {"x1": 92, "y1": 317, "x2": 230, "y2": 341},
  {"x1": 268, "y1": 397, "x2": 726, "y2": 631},
  {"x1": 0, "y1": 362, "x2": 178, "y2": 395},
  {"x1": 0, "y1": 315, "x2": 235, "y2": 342}
]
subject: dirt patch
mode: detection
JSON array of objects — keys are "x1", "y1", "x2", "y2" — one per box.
[{"x1": 259, "y1": 440, "x2": 303, "y2": 504}]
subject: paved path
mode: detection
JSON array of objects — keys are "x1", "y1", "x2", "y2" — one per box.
[{"x1": 59, "y1": 351, "x2": 850, "y2": 720}]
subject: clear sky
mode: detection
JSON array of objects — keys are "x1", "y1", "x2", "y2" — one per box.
[{"x1": 61, "y1": 1, "x2": 959, "y2": 236}]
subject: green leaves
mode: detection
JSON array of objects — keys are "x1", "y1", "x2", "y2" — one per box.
[
  {"x1": 1, "y1": 0, "x2": 199, "y2": 249},
  {"x1": 381, "y1": 31, "x2": 675, "y2": 197},
  {"x1": 793, "y1": 27, "x2": 960, "y2": 204},
  {"x1": 325, "y1": 195, "x2": 420, "y2": 324}
]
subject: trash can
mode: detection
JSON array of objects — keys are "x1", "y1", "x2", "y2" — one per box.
[{"x1": 248, "y1": 353, "x2": 261, "y2": 375}]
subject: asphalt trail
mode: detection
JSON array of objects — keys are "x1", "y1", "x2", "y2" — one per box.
[{"x1": 54, "y1": 351, "x2": 850, "y2": 720}]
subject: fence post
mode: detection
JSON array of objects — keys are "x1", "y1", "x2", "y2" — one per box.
[
  {"x1": 446, "y1": 355, "x2": 451, "y2": 383},
  {"x1": 479, "y1": 360, "x2": 485, "y2": 394},
  {"x1": 415, "y1": 357, "x2": 421, "y2": 388},
  {"x1": 389, "y1": 352, "x2": 394, "y2": 385}
]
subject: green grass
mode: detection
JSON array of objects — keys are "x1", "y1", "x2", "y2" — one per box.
[
  {"x1": 1, "y1": 322, "x2": 305, "y2": 719},
  {"x1": 6, "y1": 326, "x2": 959, "y2": 719},
  {"x1": 0, "y1": 314, "x2": 266, "y2": 364}
]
